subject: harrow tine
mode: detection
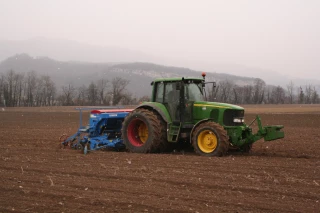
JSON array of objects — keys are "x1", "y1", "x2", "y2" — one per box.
[{"x1": 59, "y1": 134, "x2": 71, "y2": 149}]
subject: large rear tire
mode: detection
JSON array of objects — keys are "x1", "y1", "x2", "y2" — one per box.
[
  {"x1": 122, "y1": 108, "x2": 166, "y2": 153},
  {"x1": 192, "y1": 121, "x2": 229, "y2": 157}
]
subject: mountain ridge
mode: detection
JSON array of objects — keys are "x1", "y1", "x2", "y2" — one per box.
[
  {"x1": 1, "y1": 37, "x2": 319, "y2": 88},
  {"x1": 0, "y1": 53, "x2": 262, "y2": 97}
]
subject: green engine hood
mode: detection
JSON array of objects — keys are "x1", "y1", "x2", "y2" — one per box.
[
  {"x1": 192, "y1": 101, "x2": 244, "y2": 125},
  {"x1": 193, "y1": 101, "x2": 244, "y2": 110}
]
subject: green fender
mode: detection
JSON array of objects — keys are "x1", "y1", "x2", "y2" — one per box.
[{"x1": 136, "y1": 102, "x2": 172, "y2": 124}]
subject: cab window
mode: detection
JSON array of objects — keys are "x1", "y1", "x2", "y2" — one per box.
[{"x1": 155, "y1": 82, "x2": 164, "y2": 102}]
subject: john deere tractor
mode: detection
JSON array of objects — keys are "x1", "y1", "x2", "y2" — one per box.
[{"x1": 122, "y1": 73, "x2": 284, "y2": 156}]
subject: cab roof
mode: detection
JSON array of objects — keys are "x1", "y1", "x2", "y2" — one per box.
[{"x1": 153, "y1": 77, "x2": 204, "y2": 83}]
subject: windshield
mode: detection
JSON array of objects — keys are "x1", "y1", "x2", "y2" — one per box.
[{"x1": 185, "y1": 82, "x2": 204, "y2": 102}]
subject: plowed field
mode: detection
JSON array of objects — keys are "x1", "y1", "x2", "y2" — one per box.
[{"x1": 0, "y1": 105, "x2": 319, "y2": 213}]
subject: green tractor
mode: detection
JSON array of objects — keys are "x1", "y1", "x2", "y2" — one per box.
[{"x1": 122, "y1": 73, "x2": 284, "y2": 156}]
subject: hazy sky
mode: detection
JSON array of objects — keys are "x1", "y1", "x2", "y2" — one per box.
[{"x1": 0, "y1": 0, "x2": 319, "y2": 79}]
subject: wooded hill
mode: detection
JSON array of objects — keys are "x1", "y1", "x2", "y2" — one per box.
[
  {"x1": 0, "y1": 54, "x2": 260, "y2": 97},
  {"x1": 0, "y1": 54, "x2": 319, "y2": 106}
]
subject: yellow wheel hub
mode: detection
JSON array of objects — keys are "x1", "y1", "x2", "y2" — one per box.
[
  {"x1": 138, "y1": 122, "x2": 148, "y2": 143},
  {"x1": 197, "y1": 130, "x2": 218, "y2": 153}
]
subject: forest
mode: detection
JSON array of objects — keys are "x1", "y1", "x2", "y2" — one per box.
[{"x1": 0, "y1": 69, "x2": 319, "y2": 107}]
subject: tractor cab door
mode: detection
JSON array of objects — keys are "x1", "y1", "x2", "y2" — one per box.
[
  {"x1": 183, "y1": 81, "x2": 205, "y2": 123},
  {"x1": 181, "y1": 83, "x2": 196, "y2": 124},
  {"x1": 154, "y1": 82, "x2": 180, "y2": 124},
  {"x1": 164, "y1": 82, "x2": 180, "y2": 124},
  {"x1": 154, "y1": 81, "x2": 199, "y2": 124}
]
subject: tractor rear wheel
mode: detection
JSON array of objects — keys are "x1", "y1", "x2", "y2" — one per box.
[
  {"x1": 192, "y1": 121, "x2": 229, "y2": 157},
  {"x1": 122, "y1": 108, "x2": 166, "y2": 153}
]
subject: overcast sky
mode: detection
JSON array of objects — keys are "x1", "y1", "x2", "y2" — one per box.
[{"x1": 0, "y1": 0, "x2": 319, "y2": 80}]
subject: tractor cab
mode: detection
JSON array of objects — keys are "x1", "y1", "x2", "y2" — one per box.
[{"x1": 151, "y1": 77, "x2": 205, "y2": 125}]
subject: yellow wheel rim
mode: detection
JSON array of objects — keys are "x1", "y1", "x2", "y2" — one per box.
[
  {"x1": 138, "y1": 122, "x2": 148, "y2": 143},
  {"x1": 197, "y1": 130, "x2": 218, "y2": 153}
]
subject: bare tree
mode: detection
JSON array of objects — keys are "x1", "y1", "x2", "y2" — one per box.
[
  {"x1": 0, "y1": 75, "x2": 3, "y2": 106},
  {"x1": 14, "y1": 73, "x2": 24, "y2": 106},
  {"x1": 298, "y1": 86, "x2": 304, "y2": 104},
  {"x1": 3, "y1": 70, "x2": 15, "y2": 106},
  {"x1": 264, "y1": 86, "x2": 272, "y2": 104},
  {"x1": 111, "y1": 77, "x2": 129, "y2": 105},
  {"x1": 304, "y1": 85, "x2": 312, "y2": 104},
  {"x1": 43, "y1": 76, "x2": 56, "y2": 106},
  {"x1": 33, "y1": 75, "x2": 56, "y2": 106},
  {"x1": 271, "y1": 86, "x2": 286, "y2": 104},
  {"x1": 96, "y1": 79, "x2": 108, "y2": 105},
  {"x1": 23, "y1": 71, "x2": 38, "y2": 106},
  {"x1": 311, "y1": 86, "x2": 319, "y2": 104},
  {"x1": 233, "y1": 86, "x2": 247, "y2": 104},
  {"x1": 120, "y1": 92, "x2": 137, "y2": 105},
  {"x1": 253, "y1": 78, "x2": 266, "y2": 104},
  {"x1": 87, "y1": 82, "x2": 98, "y2": 105},
  {"x1": 62, "y1": 84, "x2": 75, "y2": 105},
  {"x1": 1, "y1": 70, "x2": 25, "y2": 107},
  {"x1": 286, "y1": 80, "x2": 295, "y2": 104},
  {"x1": 244, "y1": 85, "x2": 254, "y2": 104},
  {"x1": 216, "y1": 80, "x2": 234, "y2": 103},
  {"x1": 75, "y1": 85, "x2": 87, "y2": 106},
  {"x1": 34, "y1": 76, "x2": 44, "y2": 106}
]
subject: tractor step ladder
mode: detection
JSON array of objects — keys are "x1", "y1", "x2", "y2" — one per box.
[{"x1": 168, "y1": 123, "x2": 181, "y2": 142}]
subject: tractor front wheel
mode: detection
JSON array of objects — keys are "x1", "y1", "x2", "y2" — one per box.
[
  {"x1": 192, "y1": 121, "x2": 229, "y2": 157},
  {"x1": 122, "y1": 108, "x2": 166, "y2": 153}
]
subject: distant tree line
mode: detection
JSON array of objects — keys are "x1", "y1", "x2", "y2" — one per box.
[
  {"x1": 207, "y1": 78, "x2": 320, "y2": 104},
  {"x1": 0, "y1": 70, "x2": 148, "y2": 107},
  {"x1": 0, "y1": 70, "x2": 319, "y2": 107}
]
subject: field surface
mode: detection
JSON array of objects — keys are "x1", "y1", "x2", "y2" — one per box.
[{"x1": 0, "y1": 105, "x2": 319, "y2": 213}]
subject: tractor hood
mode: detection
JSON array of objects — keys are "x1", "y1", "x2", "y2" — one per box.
[
  {"x1": 193, "y1": 101, "x2": 244, "y2": 110},
  {"x1": 192, "y1": 101, "x2": 244, "y2": 126}
]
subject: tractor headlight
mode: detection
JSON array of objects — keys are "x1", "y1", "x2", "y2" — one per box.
[{"x1": 233, "y1": 118, "x2": 244, "y2": 123}]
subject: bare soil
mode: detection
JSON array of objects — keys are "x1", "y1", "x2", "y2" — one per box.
[{"x1": 0, "y1": 105, "x2": 319, "y2": 213}]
